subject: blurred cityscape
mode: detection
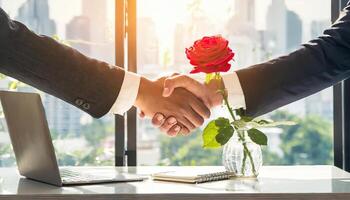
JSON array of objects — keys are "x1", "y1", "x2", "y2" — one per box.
[
  {"x1": 136, "y1": 0, "x2": 332, "y2": 165},
  {"x1": 0, "y1": 0, "x2": 333, "y2": 166}
]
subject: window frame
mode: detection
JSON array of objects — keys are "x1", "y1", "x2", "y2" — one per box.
[
  {"x1": 114, "y1": 0, "x2": 137, "y2": 166},
  {"x1": 333, "y1": 0, "x2": 350, "y2": 172}
]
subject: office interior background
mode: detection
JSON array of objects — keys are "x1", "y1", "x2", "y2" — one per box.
[{"x1": 0, "y1": 0, "x2": 333, "y2": 167}]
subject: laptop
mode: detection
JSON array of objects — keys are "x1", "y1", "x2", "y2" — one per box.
[{"x1": 0, "y1": 91, "x2": 146, "y2": 186}]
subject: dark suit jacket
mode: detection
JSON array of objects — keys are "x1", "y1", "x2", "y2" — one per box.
[
  {"x1": 236, "y1": 1, "x2": 350, "y2": 117},
  {"x1": 0, "y1": 8, "x2": 125, "y2": 118}
]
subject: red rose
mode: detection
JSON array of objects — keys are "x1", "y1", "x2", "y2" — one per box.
[{"x1": 186, "y1": 35, "x2": 235, "y2": 74}]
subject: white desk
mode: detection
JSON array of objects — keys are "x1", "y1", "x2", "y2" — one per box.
[{"x1": 0, "y1": 165, "x2": 350, "y2": 199}]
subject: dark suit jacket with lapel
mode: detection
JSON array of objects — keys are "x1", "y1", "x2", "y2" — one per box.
[
  {"x1": 0, "y1": 8, "x2": 125, "y2": 118},
  {"x1": 236, "y1": 1, "x2": 350, "y2": 117}
]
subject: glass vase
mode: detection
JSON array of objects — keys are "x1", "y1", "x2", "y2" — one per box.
[{"x1": 222, "y1": 131, "x2": 262, "y2": 177}]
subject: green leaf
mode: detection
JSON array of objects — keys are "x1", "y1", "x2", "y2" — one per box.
[
  {"x1": 202, "y1": 121, "x2": 221, "y2": 148},
  {"x1": 215, "y1": 126, "x2": 234, "y2": 145},
  {"x1": 203, "y1": 117, "x2": 234, "y2": 148},
  {"x1": 247, "y1": 128, "x2": 268, "y2": 146},
  {"x1": 215, "y1": 117, "x2": 230, "y2": 127}
]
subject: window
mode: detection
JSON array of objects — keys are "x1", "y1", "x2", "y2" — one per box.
[
  {"x1": 0, "y1": 0, "x2": 116, "y2": 166},
  {"x1": 0, "y1": 0, "x2": 343, "y2": 168},
  {"x1": 136, "y1": 0, "x2": 333, "y2": 166}
]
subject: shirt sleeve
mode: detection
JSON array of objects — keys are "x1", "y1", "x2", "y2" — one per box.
[
  {"x1": 109, "y1": 71, "x2": 141, "y2": 115},
  {"x1": 221, "y1": 72, "x2": 246, "y2": 109}
]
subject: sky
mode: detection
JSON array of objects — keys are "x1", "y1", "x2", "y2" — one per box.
[
  {"x1": 137, "y1": 0, "x2": 331, "y2": 49},
  {"x1": 1, "y1": 0, "x2": 331, "y2": 43},
  {"x1": 2, "y1": 0, "x2": 331, "y2": 27}
]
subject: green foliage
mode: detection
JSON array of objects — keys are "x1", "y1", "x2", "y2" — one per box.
[
  {"x1": 53, "y1": 120, "x2": 114, "y2": 166},
  {"x1": 216, "y1": 126, "x2": 234, "y2": 146},
  {"x1": 202, "y1": 117, "x2": 233, "y2": 148},
  {"x1": 159, "y1": 129, "x2": 222, "y2": 166},
  {"x1": 202, "y1": 121, "x2": 221, "y2": 148},
  {"x1": 80, "y1": 120, "x2": 114, "y2": 146},
  {"x1": 204, "y1": 106, "x2": 294, "y2": 150},
  {"x1": 263, "y1": 110, "x2": 333, "y2": 165}
]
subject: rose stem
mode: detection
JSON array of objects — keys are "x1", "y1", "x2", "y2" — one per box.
[
  {"x1": 241, "y1": 145, "x2": 247, "y2": 175},
  {"x1": 220, "y1": 75, "x2": 257, "y2": 176}
]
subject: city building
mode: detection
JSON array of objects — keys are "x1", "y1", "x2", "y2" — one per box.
[
  {"x1": 15, "y1": 0, "x2": 82, "y2": 136},
  {"x1": 15, "y1": 0, "x2": 56, "y2": 36},
  {"x1": 286, "y1": 10, "x2": 302, "y2": 51},
  {"x1": 234, "y1": 0, "x2": 255, "y2": 23},
  {"x1": 225, "y1": 0, "x2": 259, "y2": 68},
  {"x1": 266, "y1": 0, "x2": 288, "y2": 55},
  {"x1": 266, "y1": 0, "x2": 302, "y2": 54},
  {"x1": 172, "y1": 13, "x2": 214, "y2": 72},
  {"x1": 80, "y1": 0, "x2": 114, "y2": 64},
  {"x1": 43, "y1": 95, "x2": 82, "y2": 136},
  {"x1": 137, "y1": 17, "x2": 160, "y2": 75},
  {"x1": 66, "y1": 16, "x2": 91, "y2": 56},
  {"x1": 173, "y1": 23, "x2": 188, "y2": 67},
  {"x1": 310, "y1": 20, "x2": 331, "y2": 38}
]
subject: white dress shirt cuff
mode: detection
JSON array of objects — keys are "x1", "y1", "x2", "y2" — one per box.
[
  {"x1": 109, "y1": 71, "x2": 141, "y2": 115},
  {"x1": 221, "y1": 72, "x2": 246, "y2": 109}
]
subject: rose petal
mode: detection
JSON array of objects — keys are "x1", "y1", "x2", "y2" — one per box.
[{"x1": 186, "y1": 35, "x2": 235, "y2": 74}]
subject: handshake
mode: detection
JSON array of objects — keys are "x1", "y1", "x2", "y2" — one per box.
[{"x1": 134, "y1": 74, "x2": 225, "y2": 136}]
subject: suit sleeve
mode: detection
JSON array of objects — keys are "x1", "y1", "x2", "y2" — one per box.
[
  {"x1": 236, "y1": 3, "x2": 350, "y2": 117},
  {"x1": 0, "y1": 8, "x2": 125, "y2": 118}
]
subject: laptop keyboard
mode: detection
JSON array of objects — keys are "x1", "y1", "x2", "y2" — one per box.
[{"x1": 60, "y1": 169, "x2": 110, "y2": 183}]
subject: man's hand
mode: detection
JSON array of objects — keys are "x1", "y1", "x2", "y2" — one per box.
[
  {"x1": 149, "y1": 74, "x2": 225, "y2": 136},
  {"x1": 163, "y1": 75, "x2": 224, "y2": 107},
  {"x1": 134, "y1": 76, "x2": 211, "y2": 135}
]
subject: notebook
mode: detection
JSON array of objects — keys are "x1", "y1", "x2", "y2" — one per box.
[{"x1": 152, "y1": 170, "x2": 235, "y2": 183}]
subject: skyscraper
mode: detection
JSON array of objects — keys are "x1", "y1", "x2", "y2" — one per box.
[
  {"x1": 15, "y1": 0, "x2": 56, "y2": 36},
  {"x1": 80, "y1": 0, "x2": 113, "y2": 63},
  {"x1": 66, "y1": 16, "x2": 91, "y2": 56},
  {"x1": 286, "y1": 10, "x2": 302, "y2": 51},
  {"x1": 234, "y1": 0, "x2": 255, "y2": 24},
  {"x1": 137, "y1": 17, "x2": 159, "y2": 73},
  {"x1": 172, "y1": 1, "x2": 213, "y2": 72},
  {"x1": 266, "y1": 0, "x2": 302, "y2": 54},
  {"x1": 266, "y1": 0, "x2": 287, "y2": 55},
  {"x1": 265, "y1": 0, "x2": 306, "y2": 116},
  {"x1": 310, "y1": 20, "x2": 330, "y2": 38},
  {"x1": 173, "y1": 23, "x2": 187, "y2": 66},
  {"x1": 15, "y1": 0, "x2": 82, "y2": 136},
  {"x1": 225, "y1": 0, "x2": 258, "y2": 67},
  {"x1": 43, "y1": 95, "x2": 82, "y2": 136}
]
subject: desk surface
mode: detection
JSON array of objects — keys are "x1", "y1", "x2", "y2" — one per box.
[{"x1": 0, "y1": 165, "x2": 349, "y2": 199}]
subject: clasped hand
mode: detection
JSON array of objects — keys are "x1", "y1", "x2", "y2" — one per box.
[{"x1": 135, "y1": 74, "x2": 224, "y2": 136}]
